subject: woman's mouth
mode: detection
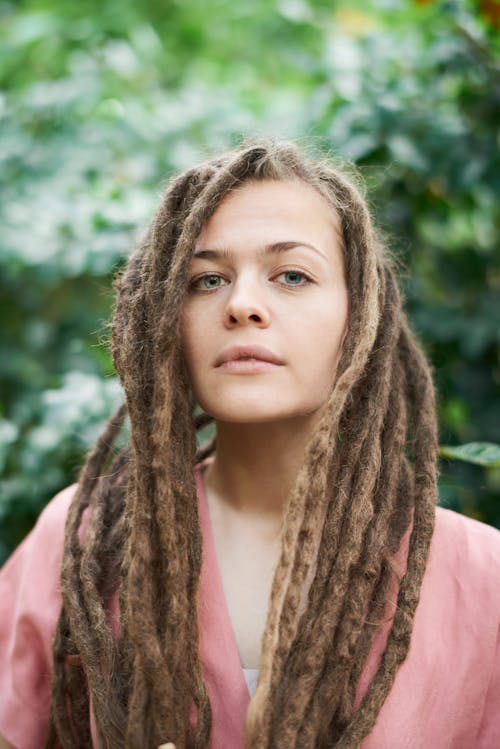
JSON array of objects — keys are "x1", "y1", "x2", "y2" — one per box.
[
  {"x1": 218, "y1": 359, "x2": 282, "y2": 374},
  {"x1": 215, "y1": 345, "x2": 285, "y2": 373}
]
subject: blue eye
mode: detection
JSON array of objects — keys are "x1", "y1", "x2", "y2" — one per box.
[
  {"x1": 278, "y1": 271, "x2": 310, "y2": 286},
  {"x1": 191, "y1": 274, "x2": 225, "y2": 291},
  {"x1": 202, "y1": 275, "x2": 222, "y2": 289}
]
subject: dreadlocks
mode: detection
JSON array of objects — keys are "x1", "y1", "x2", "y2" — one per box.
[{"x1": 47, "y1": 140, "x2": 438, "y2": 748}]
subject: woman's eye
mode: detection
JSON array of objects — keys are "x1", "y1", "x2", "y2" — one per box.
[
  {"x1": 276, "y1": 270, "x2": 310, "y2": 286},
  {"x1": 191, "y1": 274, "x2": 226, "y2": 291}
]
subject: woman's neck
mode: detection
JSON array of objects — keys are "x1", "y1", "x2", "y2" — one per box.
[{"x1": 203, "y1": 413, "x2": 320, "y2": 533}]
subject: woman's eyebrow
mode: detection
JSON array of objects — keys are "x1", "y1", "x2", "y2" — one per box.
[{"x1": 193, "y1": 240, "x2": 327, "y2": 260}]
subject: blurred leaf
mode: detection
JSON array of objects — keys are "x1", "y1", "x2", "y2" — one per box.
[{"x1": 440, "y1": 442, "x2": 500, "y2": 468}]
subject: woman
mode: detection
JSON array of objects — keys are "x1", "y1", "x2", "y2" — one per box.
[{"x1": 0, "y1": 141, "x2": 498, "y2": 748}]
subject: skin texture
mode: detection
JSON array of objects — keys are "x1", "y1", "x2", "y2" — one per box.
[
  {"x1": 0, "y1": 736, "x2": 14, "y2": 749},
  {"x1": 180, "y1": 179, "x2": 349, "y2": 667}
]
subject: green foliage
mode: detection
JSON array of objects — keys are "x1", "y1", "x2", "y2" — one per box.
[{"x1": 1, "y1": 0, "x2": 499, "y2": 562}]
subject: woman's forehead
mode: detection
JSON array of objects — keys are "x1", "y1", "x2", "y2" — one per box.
[{"x1": 195, "y1": 179, "x2": 343, "y2": 253}]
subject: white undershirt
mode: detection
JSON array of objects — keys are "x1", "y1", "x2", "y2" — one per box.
[{"x1": 242, "y1": 667, "x2": 260, "y2": 696}]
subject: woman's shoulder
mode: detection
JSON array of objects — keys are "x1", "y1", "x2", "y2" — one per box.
[
  {"x1": 30, "y1": 483, "x2": 79, "y2": 539},
  {"x1": 426, "y1": 506, "x2": 500, "y2": 612},
  {"x1": 17, "y1": 484, "x2": 78, "y2": 560},
  {"x1": 0, "y1": 484, "x2": 77, "y2": 588},
  {"x1": 433, "y1": 505, "x2": 500, "y2": 562}
]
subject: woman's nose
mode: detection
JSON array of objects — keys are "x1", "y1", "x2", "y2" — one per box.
[{"x1": 223, "y1": 279, "x2": 271, "y2": 328}]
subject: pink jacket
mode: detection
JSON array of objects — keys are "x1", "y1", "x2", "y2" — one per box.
[{"x1": 1, "y1": 464, "x2": 499, "y2": 748}]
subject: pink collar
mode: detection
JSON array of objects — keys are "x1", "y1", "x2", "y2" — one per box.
[{"x1": 195, "y1": 459, "x2": 250, "y2": 745}]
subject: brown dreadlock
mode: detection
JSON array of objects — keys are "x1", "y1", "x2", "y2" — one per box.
[{"x1": 46, "y1": 140, "x2": 438, "y2": 748}]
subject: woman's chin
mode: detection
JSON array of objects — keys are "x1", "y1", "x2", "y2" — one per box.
[
  {"x1": 202, "y1": 401, "x2": 319, "y2": 426},
  {"x1": 208, "y1": 409, "x2": 287, "y2": 425}
]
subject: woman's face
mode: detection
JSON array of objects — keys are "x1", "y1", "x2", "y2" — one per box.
[{"x1": 180, "y1": 179, "x2": 349, "y2": 424}]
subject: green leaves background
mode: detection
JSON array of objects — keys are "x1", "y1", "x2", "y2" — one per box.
[{"x1": 0, "y1": 0, "x2": 499, "y2": 562}]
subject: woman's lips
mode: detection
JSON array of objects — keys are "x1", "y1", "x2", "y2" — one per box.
[
  {"x1": 215, "y1": 345, "x2": 284, "y2": 373},
  {"x1": 218, "y1": 358, "x2": 282, "y2": 374}
]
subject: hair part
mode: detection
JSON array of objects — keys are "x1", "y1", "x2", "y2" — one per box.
[{"x1": 47, "y1": 140, "x2": 438, "y2": 748}]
